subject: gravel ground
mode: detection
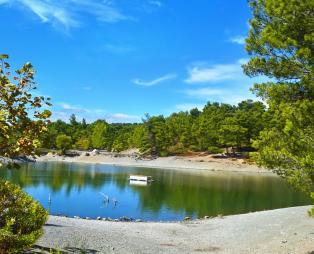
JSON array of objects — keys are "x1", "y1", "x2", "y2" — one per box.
[
  {"x1": 37, "y1": 153, "x2": 268, "y2": 173},
  {"x1": 33, "y1": 206, "x2": 314, "y2": 254}
]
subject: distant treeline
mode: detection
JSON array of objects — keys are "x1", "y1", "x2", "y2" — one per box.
[{"x1": 40, "y1": 99, "x2": 268, "y2": 156}]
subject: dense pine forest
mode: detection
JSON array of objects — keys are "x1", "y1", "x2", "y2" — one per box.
[{"x1": 40, "y1": 99, "x2": 266, "y2": 156}]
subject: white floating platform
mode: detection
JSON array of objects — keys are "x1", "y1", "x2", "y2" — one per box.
[
  {"x1": 129, "y1": 175, "x2": 152, "y2": 182},
  {"x1": 129, "y1": 180, "x2": 150, "y2": 186}
]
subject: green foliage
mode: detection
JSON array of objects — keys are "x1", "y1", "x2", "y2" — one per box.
[
  {"x1": 40, "y1": 100, "x2": 268, "y2": 158},
  {"x1": 219, "y1": 117, "x2": 248, "y2": 153},
  {"x1": 142, "y1": 115, "x2": 171, "y2": 157},
  {"x1": 0, "y1": 180, "x2": 48, "y2": 253},
  {"x1": 75, "y1": 137, "x2": 90, "y2": 150},
  {"x1": 244, "y1": 0, "x2": 314, "y2": 212},
  {"x1": 167, "y1": 143, "x2": 188, "y2": 155},
  {"x1": 128, "y1": 125, "x2": 146, "y2": 149},
  {"x1": 244, "y1": 0, "x2": 313, "y2": 99},
  {"x1": 49, "y1": 249, "x2": 61, "y2": 254},
  {"x1": 235, "y1": 100, "x2": 265, "y2": 146},
  {"x1": 253, "y1": 101, "x2": 314, "y2": 194},
  {"x1": 0, "y1": 54, "x2": 51, "y2": 159},
  {"x1": 0, "y1": 54, "x2": 50, "y2": 251},
  {"x1": 112, "y1": 132, "x2": 130, "y2": 152},
  {"x1": 69, "y1": 114, "x2": 78, "y2": 126},
  {"x1": 91, "y1": 121, "x2": 108, "y2": 149},
  {"x1": 56, "y1": 134, "x2": 72, "y2": 154},
  {"x1": 192, "y1": 103, "x2": 235, "y2": 150}
]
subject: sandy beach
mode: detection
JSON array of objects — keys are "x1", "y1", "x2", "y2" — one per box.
[
  {"x1": 36, "y1": 152, "x2": 269, "y2": 173},
  {"x1": 29, "y1": 206, "x2": 314, "y2": 254}
]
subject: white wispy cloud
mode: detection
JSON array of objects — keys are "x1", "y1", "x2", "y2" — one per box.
[
  {"x1": 72, "y1": 0, "x2": 129, "y2": 23},
  {"x1": 185, "y1": 59, "x2": 249, "y2": 84},
  {"x1": 0, "y1": 0, "x2": 130, "y2": 28},
  {"x1": 230, "y1": 35, "x2": 246, "y2": 45},
  {"x1": 219, "y1": 94, "x2": 257, "y2": 105},
  {"x1": 51, "y1": 111, "x2": 69, "y2": 121},
  {"x1": 175, "y1": 103, "x2": 205, "y2": 112},
  {"x1": 148, "y1": 0, "x2": 162, "y2": 7},
  {"x1": 53, "y1": 102, "x2": 140, "y2": 123},
  {"x1": 82, "y1": 86, "x2": 92, "y2": 91},
  {"x1": 20, "y1": 0, "x2": 78, "y2": 28},
  {"x1": 58, "y1": 102, "x2": 90, "y2": 113},
  {"x1": 184, "y1": 88, "x2": 223, "y2": 99},
  {"x1": 132, "y1": 73, "x2": 177, "y2": 87},
  {"x1": 106, "y1": 113, "x2": 141, "y2": 123},
  {"x1": 183, "y1": 88, "x2": 258, "y2": 106}
]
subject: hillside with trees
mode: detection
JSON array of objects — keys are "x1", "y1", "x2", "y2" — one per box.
[{"x1": 40, "y1": 100, "x2": 266, "y2": 157}]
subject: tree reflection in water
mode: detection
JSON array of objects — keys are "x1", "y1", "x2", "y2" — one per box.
[{"x1": 0, "y1": 162, "x2": 311, "y2": 220}]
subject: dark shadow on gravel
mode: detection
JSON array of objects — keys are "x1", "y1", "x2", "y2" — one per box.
[
  {"x1": 21, "y1": 245, "x2": 99, "y2": 254},
  {"x1": 64, "y1": 247, "x2": 99, "y2": 253},
  {"x1": 21, "y1": 245, "x2": 67, "y2": 254},
  {"x1": 45, "y1": 223, "x2": 64, "y2": 227}
]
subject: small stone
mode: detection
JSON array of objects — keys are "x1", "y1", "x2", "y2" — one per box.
[
  {"x1": 114, "y1": 219, "x2": 119, "y2": 222},
  {"x1": 74, "y1": 216, "x2": 80, "y2": 219},
  {"x1": 135, "y1": 219, "x2": 142, "y2": 222},
  {"x1": 204, "y1": 216, "x2": 210, "y2": 219},
  {"x1": 281, "y1": 240, "x2": 287, "y2": 243},
  {"x1": 119, "y1": 217, "x2": 127, "y2": 222},
  {"x1": 97, "y1": 216, "x2": 101, "y2": 220},
  {"x1": 111, "y1": 247, "x2": 115, "y2": 251},
  {"x1": 183, "y1": 216, "x2": 191, "y2": 221}
]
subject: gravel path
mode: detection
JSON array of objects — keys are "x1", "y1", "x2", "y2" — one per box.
[{"x1": 34, "y1": 206, "x2": 314, "y2": 254}]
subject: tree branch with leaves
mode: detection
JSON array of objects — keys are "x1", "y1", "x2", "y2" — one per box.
[{"x1": 0, "y1": 54, "x2": 51, "y2": 162}]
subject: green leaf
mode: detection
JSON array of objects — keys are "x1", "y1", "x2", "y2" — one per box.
[{"x1": 0, "y1": 54, "x2": 9, "y2": 59}]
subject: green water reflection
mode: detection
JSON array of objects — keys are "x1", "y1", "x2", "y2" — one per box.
[{"x1": 0, "y1": 162, "x2": 311, "y2": 220}]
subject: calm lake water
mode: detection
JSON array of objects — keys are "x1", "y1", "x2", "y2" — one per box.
[{"x1": 0, "y1": 162, "x2": 311, "y2": 221}]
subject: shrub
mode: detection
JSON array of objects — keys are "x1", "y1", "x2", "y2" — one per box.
[
  {"x1": 159, "y1": 151, "x2": 169, "y2": 157},
  {"x1": 75, "y1": 137, "x2": 90, "y2": 150},
  {"x1": 188, "y1": 145, "x2": 201, "y2": 152},
  {"x1": 167, "y1": 143, "x2": 187, "y2": 155},
  {"x1": 0, "y1": 180, "x2": 48, "y2": 253},
  {"x1": 207, "y1": 146, "x2": 223, "y2": 154},
  {"x1": 56, "y1": 134, "x2": 72, "y2": 154}
]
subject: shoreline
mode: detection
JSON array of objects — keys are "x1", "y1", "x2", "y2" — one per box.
[
  {"x1": 36, "y1": 152, "x2": 271, "y2": 174},
  {"x1": 30, "y1": 153, "x2": 314, "y2": 253},
  {"x1": 33, "y1": 205, "x2": 314, "y2": 254}
]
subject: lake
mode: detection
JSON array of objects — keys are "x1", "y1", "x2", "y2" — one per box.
[{"x1": 0, "y1": 162, "x2": 311, "y2": 221}]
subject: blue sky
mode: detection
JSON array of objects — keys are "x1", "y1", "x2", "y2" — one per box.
[{"x1": 1, "y1": 0, "x2": 260, "y2": 123}]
